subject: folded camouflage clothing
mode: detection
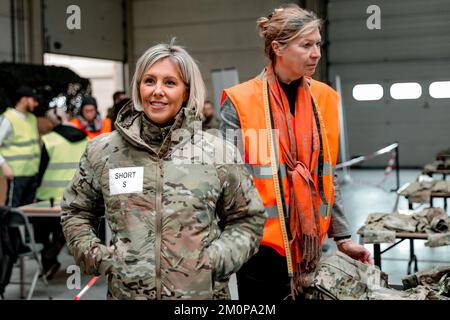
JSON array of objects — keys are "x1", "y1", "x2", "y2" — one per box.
[
  {"x1": 414, "y1": 208, "x2": 449, "y2": 233},
  {"x1": 402, "y1": 266, "x2": 450, "y2": 298},
  {"x1": 362, "y1": 208, "x2": 450, "y2": 246},
  {"x1": 431, "y1": 180, "x2": 450, "y2": 193},
  {"x1": 399, "y1": 181, "x2": 434, "y2": 203},
  {"x1": 303, "y1": 252, "x2": 450, "y2": 300},
  {"x1": 424, "y1": 160, "x2": 450, "y2": 171},
  {"x1": 436, "y1": 148, "x2": 450, "y2": 161},
  {"x1": 425, "y1": 233, "x2": 450, "y2": 247}
]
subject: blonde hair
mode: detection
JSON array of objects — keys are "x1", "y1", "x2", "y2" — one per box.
[
  {"x1": 131, "y1": 39, "x2": 206, "y2": 116},
  {"x1": 257, "y1": 4, "x2": 322, "y2": 62}
]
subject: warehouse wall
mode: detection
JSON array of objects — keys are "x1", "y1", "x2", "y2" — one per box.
[
  {"x1": 129, "y1": 0, "x2": 293, "y2": 102},
  {"x1": 0, "y1": 0, "x2": 32, "y2": 63},
  {"x1": 0, "y1": 1, "x2": 12, "y2": 62},
  {"x1": 328, "y1": 0, "x2": 450, "y2": 167}
]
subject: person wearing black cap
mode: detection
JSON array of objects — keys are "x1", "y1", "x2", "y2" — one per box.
[
  {"x1": 0, "y1": 86, "x2": 40, "y2": 207},
  {"x1": 69, "y1": 95, "x2": 111, "y2": 139}
]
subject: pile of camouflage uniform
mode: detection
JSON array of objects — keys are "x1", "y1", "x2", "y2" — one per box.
[
  {"x1": 436, "y1": 148, "x2": 450, "y2": 161},
  {"x1": 424, "y1": 160, "x2": 450, "y2": 171},
  {"x1": 399, "y1": 180, "x2": 450, "y2": 203},
  {"x1": 361, "y1": 208, "x2": 450, "y2": 247},
  {"x1": 302, "y1": 251, "x2": 450, "y2": 300}
]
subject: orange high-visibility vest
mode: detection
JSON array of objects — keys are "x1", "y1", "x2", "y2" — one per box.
[
  {"x1": 70, "y1": 117, "x2": 112, "y2": 140},
  {"x1": 222, "y1": 75, "x2": 340, "y2": 257}
]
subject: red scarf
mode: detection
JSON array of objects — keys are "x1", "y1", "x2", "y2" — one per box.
[{"x1": 266, "y1": 64, "x2": 322, "y2": 276}]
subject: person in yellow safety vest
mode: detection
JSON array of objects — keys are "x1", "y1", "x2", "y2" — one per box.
[
  {"x1": 33, "y1": 106, "x2": 88, "y2": 279},
  {"x1": 220, "y1": 4, "x2": 372, "y2": 301},
  {"x1": 0, "y1": 86, "x2": 40, "y2": 208}
]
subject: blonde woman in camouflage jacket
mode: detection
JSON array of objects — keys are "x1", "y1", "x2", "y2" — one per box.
[{"x1": 60, "y1": 41, "x2": 267, "y2": 300}]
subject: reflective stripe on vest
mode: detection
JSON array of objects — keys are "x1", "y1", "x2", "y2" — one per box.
[
  {"x1": 245, "y1": 163, "x2": 288, "y2": 179},
  {"x1": 46, "y1": 162, "x2": 80, "y2": 170},
  {"x1": 8, "y1": 139, "x2": 39, "y2": 147},
  {"x1": 40, "y1": 180, "x2": 72, "y2": 188},
  {"x1": 223, "y1": 75, "x2": 340, "y2": 256},
  {"x1": 1, "y1": 109, "x2": 40, "y2": 176},
  {"x1": 265, "y1": 204, "x2": 290, "y2": 219},
  {"x1": 36, "y1": 131, "x2": 87, "y2": 201},
  {"x1": 3, "y1": 153, "x2": 40, "y2": 161}
]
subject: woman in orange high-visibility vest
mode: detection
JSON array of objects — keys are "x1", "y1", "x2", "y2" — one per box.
[
  {"x1": 220, "y1": 4, "x2": 372, "y2": 301},
  {"x1": 70, "y1": 96, "x2": 112, "y2": 139}
]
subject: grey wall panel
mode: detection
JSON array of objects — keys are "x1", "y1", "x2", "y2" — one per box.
[
  {"x1": 0, "y1": 0, "x2": 9, "y2": 15},
  {"x1": 0, "y1": 1, "x2": 11, "y2": 62},
  {"x1": 133, "y1": 20, "x2": 261, "y2": 55},
  {"x1": 330, "y1": 60, "x2": 450, "y2": 82},
  {"x1": 133, "y1": 0, "x2": 281, "y2": 27},
  {"x1": 130, "y1": 0, "x2": 289, "y2": 102},
  {"x1": 328, "y1": 0, "x2": 450, "y2": 21},
  {"x1": 43, "y1": 0, "x2": 124, "y2": 61},
  {"x1": 329, "y1": 13, "x2": 450, "y2": 41},
  {"x1": 328, "y1": 0, "x2": 450, "y2": 167},
  {"x1": 329, "y1": 36, "x2": 450, "y2": 63},
  {"x1": 0, "y1": 16, "x2": 12, "y2": 62}
]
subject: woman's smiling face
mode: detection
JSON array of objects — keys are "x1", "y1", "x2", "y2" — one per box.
[{"x1": 139, "y1": 58, "x2": 188, "y2": 125}]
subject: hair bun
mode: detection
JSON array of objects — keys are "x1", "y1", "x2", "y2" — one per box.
[{"x1": 257, "y1": 17, "x2": 269, "y2": 36}]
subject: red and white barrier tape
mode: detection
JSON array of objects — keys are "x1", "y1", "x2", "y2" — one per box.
[
  {"x1": 337, "y1": 148, "x2": 398, "y2": 191},
  {"x1": 73, "y1": 276, "x2": 100, "y2": 300},
  {"x1": 376, "y1": 150, "x2": 397, "y2": 186},
  {"x1": 335, "y1": 142, "x2": 398, "y2": 169}
]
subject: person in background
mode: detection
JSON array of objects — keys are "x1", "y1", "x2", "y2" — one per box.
[
  {"x1": 70, "y1": 96, "x2": 111, "y2": 139},
  {"x1": 202, "y1": 100, "x2": 220, "y2": 130},
  {"x1": 33, "y1": 106, "x2": 88, "y2": 278},
  {"x1": 220, "y1": 4, "x2": 372, "y2": 301},
  {"x1": 107, "y1": 91, "x2": 128, "y2": 123},
  {"x1": 0, "y1": 86, "x2": 40, "y2": 207},
  {"x1": 110, "y1": 97, "x2": 131, "y2": 131}
]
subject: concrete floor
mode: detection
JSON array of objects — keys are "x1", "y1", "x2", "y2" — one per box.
[{"x1": 3, "y1": 168, "x2": 449, "y2": 300}]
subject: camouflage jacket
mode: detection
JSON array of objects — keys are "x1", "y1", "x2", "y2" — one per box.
[{"x1": 61, "y1": 103, "x2": 266, "y2": 300}]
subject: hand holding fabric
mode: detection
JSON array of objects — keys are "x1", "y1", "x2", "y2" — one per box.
[{"x1": 337, "y1": 240, "x2": 373, "y2": 265}]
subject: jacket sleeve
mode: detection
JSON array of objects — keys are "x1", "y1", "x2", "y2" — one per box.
[
  {"x1": 219, "y1": 96, "x2": 245, "y2": 155},
  {"x1": 327, "y1": 175, "x2": 352, "y2": 239},
  {"x1": 60, "y1": 144, "x2": 112, "y2": 275},
  {"x1": 209, "y1": 159, "x2": 267, "y2": 281}
]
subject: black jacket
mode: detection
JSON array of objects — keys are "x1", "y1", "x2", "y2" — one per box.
[{"x1": 0, "y1": 207, "x2": 22, "y2": 297}]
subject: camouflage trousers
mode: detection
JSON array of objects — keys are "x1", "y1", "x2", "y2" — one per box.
[{"x1": 302, "y1": 252, "x2": 450, "y2": 300}]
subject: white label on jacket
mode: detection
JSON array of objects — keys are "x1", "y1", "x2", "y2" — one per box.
[{"x1": 109, "y1": 167, "x2": 144, "y2": 195}]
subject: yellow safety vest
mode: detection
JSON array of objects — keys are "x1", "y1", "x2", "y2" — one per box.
[
  {"x1": 36, "y1": 131, "x2": 88, "y2": 201},
  {"x1": 1, "y1": 108, "x2": 40, "y2": 176}
]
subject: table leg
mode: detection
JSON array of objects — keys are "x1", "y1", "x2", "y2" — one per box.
[
  {"x1": 19, "y1": 257, "x2": 25, "y2": 299},
  {"x1": 374, "y1": 244, "x2": 381, "y2": 269},
  {"x1": 407, "y1": 239, "x2": 418, "y2": 275}
]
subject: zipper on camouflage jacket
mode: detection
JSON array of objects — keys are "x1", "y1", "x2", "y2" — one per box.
[{"x1": 155, "y1": 159, "x2": 163, "y2": 299}]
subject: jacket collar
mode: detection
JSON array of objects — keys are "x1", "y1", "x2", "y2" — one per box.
[{"x1": 115, "y1": 102, "x2": 200, "y2": 158}]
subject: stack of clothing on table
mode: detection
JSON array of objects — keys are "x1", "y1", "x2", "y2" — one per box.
[
  {"x1": 424, "y1": 160, "x2": 450, "y2": 171},
  {"x1": 362, "y1": 208, "x2": 450, "y2": 247},
  {"x1": 436, "y1": 148, "x2": 450, "y2": 161},
  {"x1": 399, "y1": 180, "x2": 450, "y2": 203},
  {"x1": 302, "y1": 251, "x2": 450, "y2": 300}
]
